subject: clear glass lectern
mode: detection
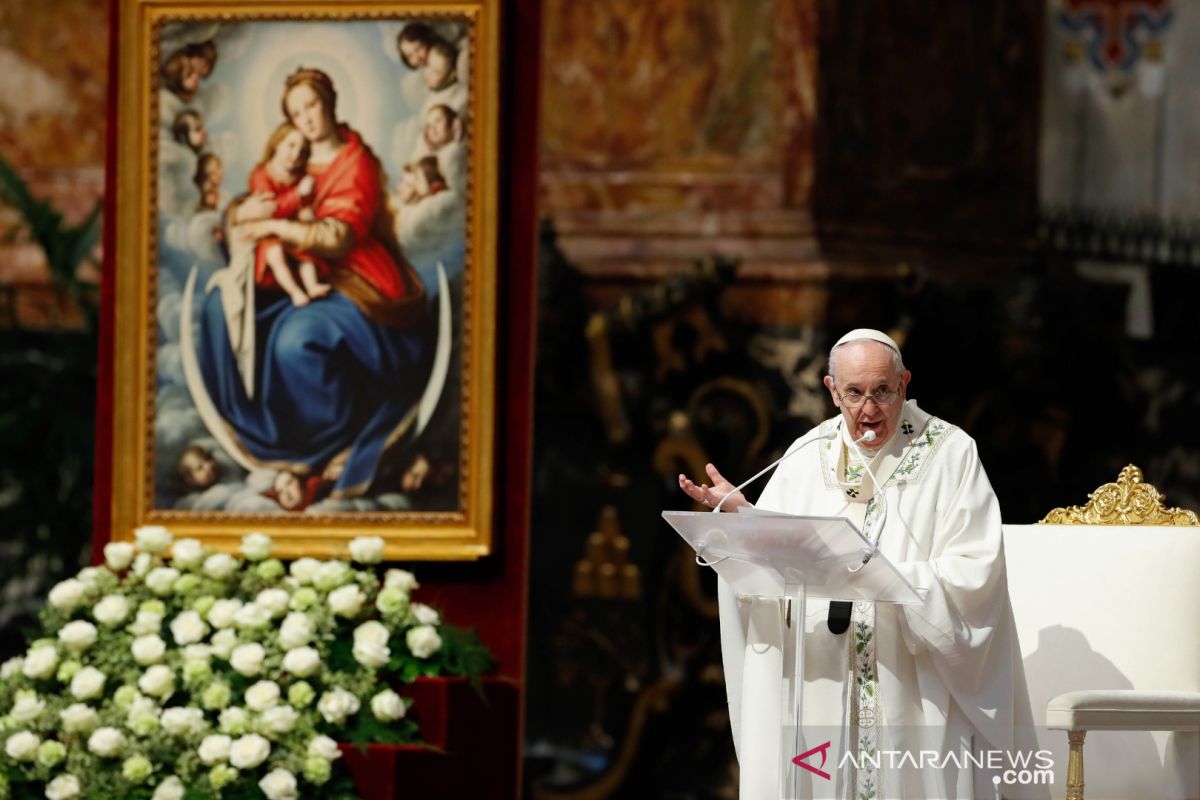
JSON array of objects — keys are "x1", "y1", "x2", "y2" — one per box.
[{"x1": 662, "y1": 508, "x2": 927, "y2": 799}]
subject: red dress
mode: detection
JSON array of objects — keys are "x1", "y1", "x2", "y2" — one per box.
[{"x1": 304, "y1": 126, "x2": 417, "y2": 303}]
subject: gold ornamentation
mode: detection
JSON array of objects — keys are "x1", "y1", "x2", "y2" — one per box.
[
  {"x1": 1065, "y1": 729, "x2": 1086, "y2": 800},
  {"x1": 1039, "y1": 465, "x2": 1199, "y2": 526}
]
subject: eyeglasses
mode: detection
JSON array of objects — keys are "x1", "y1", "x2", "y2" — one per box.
[{"x1": 835, "y1": 384, "x2": 903, "y2": 408}]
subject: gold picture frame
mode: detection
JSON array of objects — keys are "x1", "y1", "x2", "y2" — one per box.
[{"x1": 107, "y1": 0, "x2": 499, "y2": 560}]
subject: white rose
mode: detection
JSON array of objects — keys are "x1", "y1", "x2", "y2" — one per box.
[
  {"x1": 203, "y1": 552, "x2": 238, "y2": 580},
  {"x1": 76, "y1": 566, "x2": 103, "y2": 588},
  {"x1": 411, "y1": 603, "x2": 440, "y2": 626},
  {"x1": 327, "y1": 584, "x2": 365, "y2": 618},
  {"x1": 160, "y1": 707, "x2": 205, "y2": 736},
  {"x1": 22, "y1": 644, "x2": 58, "y2": 679},
  {"x1": 406, "y1": 625, "x2": 443, "y2": 659},
  {"x1": 255, "y1": 588, "x2": 290, "y2": 617},
  {"x1": 45, "y1": 774, "x2": 81, "y2": 800},
  {"x1": 258, "y1": 705, "x2": 298, "y2": 736},
  {"x1": 131, "y1": 635, "x2": 166, "y2": 665},
  {"x1": 145, "y1": 566, "x2": 181, "y2": 596},
  {"x1": 230, "y1": 643, "x2": 265, "y2": 676},
  {"x1": 4, "y1": 730, "x2": 39, "y2": 760},
  {"x1": 281, "y1": 646, "x2": 320, "y2": 678},
  {"x1": 169, "y1": 611, "x2": 208, "y2": 645},
  {"x1": 93, "y1": 594, "x2": 131, "y2": 626},
  {"x1": 131, "y1": 552, "x2": 153, "y2": 578},
  {"x1": 170, "y1": 538, "x2": 206, "y2": 569},
  {"x1": 48, "y1": 579, "x2": 86, "y2": 610},
  {"x1": 1, "y1": 655, "x2": 24, "y2": 679},
  {"x1": 104, "y1": 541, "x2": 135, "y2": 570},
  {"x1": 210, "y1": 629, "x2": 238, "y2": 659},
  {"x1": 234, "y1": 602, "x2": 271, "y2": 629},
  {"x1": 197, "y1": 734, "x2": 232, "y2": 764},
  {"x1": 258, "y1": 768, "x2": 297, "y2": 800},
  {"x1": 218, "y1": 707, "x2": 249, "y2": 735},
  {"x1": 313, "y1": 561, "x2": 350, "y2": 590},
  {"x1": 352, "y1": 639, "x2": 390, "y2": 669},
  {"x1": 127, "y1": 695, "x2": 159, "y2": 719},
  {"x1": 135, "y1": 525, "x2": 174, "y2": 554},
  {"x1": 289, "y1": 558, "x2": 321, "y2": 583},
  {"x1": 183, "y1": 643, "x2": 212, "y2": 661},
  {"x1": 151, "y1": 776, "x2": 185, "y2": 800},
  {"x1": 353, "y1": 620, "x2": 389, "y2": 645},
  {"x1": 244, "y1": 680, "x2": 280, "y2": 711},
  {"x1": 59, "y1": 703, "x2": 101, "y2": 733},
  {"x1": 127, "y1": 609, "x2": 163, "y2": 636},
  {"x1": 206, "y1": 598, "x2": 242, "y2": 629},
  {"x1": 87, "y1": 726, "x2": 126, "y2": 757},
  {"x1": 348, "y1": 536, "x2": 385, "y2": 564},
  {"x1": 69, "y1": 666, "x2": 106, "y2": 700},
  {"x1": 241, "y1": 533, "x2": 273, "y2": 561},
  {"x1": 383, "y1": 569, "x2": 418, "y2": 592},
  {"x1": 316, "y1": 688, "x2": 361, "y2": 725},
  {"x1": 10, "y1": 693, "x2": 45, "y2": 723},
  {"x1": 307, "y1": 734, "x2": 342, "y2": 761},
  {"x1": 371, "y1": 689, "x2": 407, "y2": 721},
  {"x1": 138, "y1": 665, "x2": 175, "y2": 698},
  {"x1": 278, "y1": 613, "x2": 314, "y2": 649},
  {"x1": 228, "y1": 733, "x2": 271, "y2": 769},
  {"x1": 58, "y1": 620, "x2": 98, "y2": 652}
]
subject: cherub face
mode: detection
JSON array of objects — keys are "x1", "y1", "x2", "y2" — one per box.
[
  {"x1": 273, "y1": 471, "x2": 304, "y2": 510},
  {"x1": 422, "y1": 50, "x2": 453, "y2": 91},
  {"x1": 400, "y1": 39, "x2": 429, "y2": 69},
  {"x1": 179, "y1": 60, "x2": 202, "y2": 96},
  {"x1": 425, "y1": 108, "x2": 453, "y2": 148},
  {"x1": 180, "y1": 451, "x2": 217, "y2": 488},
  {"x1": 186, "y1": 116, "x2": 207, "y2": 151},
  {"x1": 189, "y1": 53, "x2": 214, "y2": 78},
  {"x1": 271, "y1": 130, "x2": 307, "y2": 178},
  {"x1": 400, "y1": 167, "x2": 430, "y2": 203},
  {"x1": 205, "y1": 157, "x2": 223, "y2": 185}
]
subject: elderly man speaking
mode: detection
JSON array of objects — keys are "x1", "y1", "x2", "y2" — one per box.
[{"x1": 679, "y1": 329, "x2": 1044, "y2": 799}]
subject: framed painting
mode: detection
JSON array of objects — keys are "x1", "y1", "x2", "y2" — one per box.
[{"x1": 106, "y1": 0, "x2": 499, "y2": 560}]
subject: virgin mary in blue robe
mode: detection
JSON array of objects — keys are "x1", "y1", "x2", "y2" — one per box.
[{"x1": 196, "y1": 68, "x2": 428, "y2": 499}]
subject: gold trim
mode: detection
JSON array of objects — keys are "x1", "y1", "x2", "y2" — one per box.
[
  {"x1": 1065, "y1": 729, "x2": 1086, "y2": 800},
  {"x1": 111, "y1": 1, "x2": 500, "y2": 560},
  {"x1": 1039, "y1": 464, "x2": 1199, "y2": 526}
]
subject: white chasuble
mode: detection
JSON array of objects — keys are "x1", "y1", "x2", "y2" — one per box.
[{"x1": 717, "y1": 400, "x2": 1046, "y2": 799}]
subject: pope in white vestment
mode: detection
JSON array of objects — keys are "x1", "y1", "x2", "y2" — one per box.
[{"x1": 680, "y1": 330, "x2": 1047, "y2": 800}]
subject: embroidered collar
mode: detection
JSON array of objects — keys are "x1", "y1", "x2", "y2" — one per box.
[{"x1": 820, "y1": 400, "x2": 939, "y2": 499}]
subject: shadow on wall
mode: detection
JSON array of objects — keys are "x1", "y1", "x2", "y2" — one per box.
[{"x1": 1023, "y1": 625, "x2": 1189, "y2": 798}]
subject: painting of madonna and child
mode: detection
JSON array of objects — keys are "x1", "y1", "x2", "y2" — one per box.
[{"x1": 153, "y1": 18, "x2": 479, "y2": 516}]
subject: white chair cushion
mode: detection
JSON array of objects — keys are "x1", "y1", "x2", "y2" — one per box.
[{"x1": 1047, "y1": 689, "x2": 1200, "y2": 731}]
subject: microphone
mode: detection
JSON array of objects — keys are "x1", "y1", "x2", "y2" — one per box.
[
  {"x1": 712, "y1": 428, "x2": 837, "y2": 512},
  {"x1": 713, "y1": 428, "x2": 876, "y2": 512}
]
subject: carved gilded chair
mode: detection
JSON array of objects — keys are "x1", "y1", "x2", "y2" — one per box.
[{"x1": 1037, "y1": 465, "x2": 1200, "y2": 799}]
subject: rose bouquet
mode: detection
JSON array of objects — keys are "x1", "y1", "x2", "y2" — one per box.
[{"x1": 0, "y1": 528, "x2": 492, "y2": 800}]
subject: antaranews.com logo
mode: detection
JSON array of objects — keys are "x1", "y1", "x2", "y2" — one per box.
[{"x1": 791, "y1": 739, "x2": 1054, "y2": 791}]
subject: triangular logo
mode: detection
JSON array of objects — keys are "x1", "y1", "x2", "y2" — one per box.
[{"x1": 792, "y1": 740, "x2": 832, "y2": 780}]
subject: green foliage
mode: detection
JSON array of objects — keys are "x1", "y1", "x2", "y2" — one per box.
[
  {"x1": 0, "y1": 152, "x2": 102, "y2": 663},
  {"x1": 0, "y1": 155, "x2": 101, "y2": 329}
]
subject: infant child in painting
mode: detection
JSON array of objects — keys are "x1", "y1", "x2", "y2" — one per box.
[
  {"x1": 176, "y1": 444, "x2": 219, "y2": 491},
  {"x1": 249, "y1": 123, "x2": 329, "y2": 307},
  {"x1": 397, "y1": 156, "x2": 449, "y2": 205}
]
